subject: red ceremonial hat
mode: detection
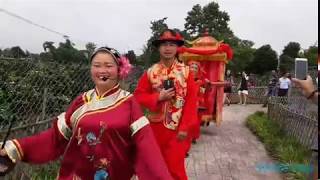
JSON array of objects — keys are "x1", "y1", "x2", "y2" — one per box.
[{"x1": 152, "y1": 29, "x2": 185, "y2": 47}]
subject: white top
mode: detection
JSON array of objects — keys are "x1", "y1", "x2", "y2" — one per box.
[{"x1": 279, "y1": 77, "x2": 291, "y2": 89}]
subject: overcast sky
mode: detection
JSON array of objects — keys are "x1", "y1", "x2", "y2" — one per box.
[{"x1": 0, "y1": 0, "x2": 318, "y2": 56}]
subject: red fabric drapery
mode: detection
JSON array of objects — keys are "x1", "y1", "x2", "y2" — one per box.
[{"x1": 178, "y1": 43, "x2": 233, "y2": 60}]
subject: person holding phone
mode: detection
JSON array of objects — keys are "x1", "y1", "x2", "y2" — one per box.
[
  {"x1": 292, "y1": 75, "x2": 318, "y2": 104},
  {"x1": 262, "y1": 70, "x2": 278, "y2": 107},
  {"x1": 0, "y1": 47, "x2": 173, "y2": 180},
  {"x1": 292, "y1": 75, "x2": 318, "y2": 180},
  {"x1": 134, "y1": 29, "x2": 198, "y2": 180}
]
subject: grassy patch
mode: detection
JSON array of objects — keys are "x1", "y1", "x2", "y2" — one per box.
[
  {"x1": 30, "y1": 162, "x2": 59, "y2": 180},
  {"x1": 246, "y1": 111, "x2": 313, "y2": 180}
]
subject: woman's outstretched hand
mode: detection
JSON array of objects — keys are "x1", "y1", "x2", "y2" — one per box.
[{"x1": 0, "y1": 149, "x2": 15, "y2": 176}]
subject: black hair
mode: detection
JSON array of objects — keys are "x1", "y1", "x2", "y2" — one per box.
[{"x1": 90, "y1": 47, "x2": 121, "y2": 64}]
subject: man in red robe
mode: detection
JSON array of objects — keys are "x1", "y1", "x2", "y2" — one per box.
[{"x1": 134, "y1": 29, "x2": 198, "y2": 180}]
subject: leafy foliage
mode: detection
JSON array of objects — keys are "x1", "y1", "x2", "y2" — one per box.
[
  {"x1": 246, "y1": 45, "x2": 278, "y2": 75},
  {"x1": 85, "y1": 42, "x2": 97, "y2": 58},
  {"x1": 184, "y1": 4, "x2": 204, "y2": 37},
  {"x1": 10, "y1": 46, "x2": 27, "y2": 58},
  {"x1": 303, "y1": 45, "x2": 318, "y2": 66},
  {"x1": 184, "y1": 2, "x2": 233, "y2": 40},
  {"x1": 279, "y1": 42, "x2": 301, "y2": 73},
  {"x1": 40, "y1": 39, "x2": 88, "y2": 63},
  {"x1": 227, "y1": 46, "x2": 255, "y2": 74},
  {"x1": 184, "y1": 2, "x2": 257, "y2": 73}
]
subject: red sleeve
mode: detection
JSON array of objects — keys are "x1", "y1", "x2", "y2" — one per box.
[
  {"x1": 133, "y1": 72, "x2": 160, "y2": 111},
  {"x1": 17, "y1": 121, "x2": 67, "y2": 163},
  {"x1": 178, "y1": 72, "x2": 198, "y2": 133},
  {"x1": 16, "y1": 94, "x2": 85, "y2": 164},
  {"x1": 129, "y1": 97, "x2": 173, "y2": 180}
]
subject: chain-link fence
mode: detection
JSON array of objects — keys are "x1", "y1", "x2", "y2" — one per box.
[
  {"x1": 0, "y1": 58, "x2": 93, "y2": 132},
  {"x1": 267, "y1": 95, "x2": 318, "y2": 149}
]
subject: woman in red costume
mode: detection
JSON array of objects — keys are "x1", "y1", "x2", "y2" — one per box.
[
  {"x1": 0, "y1": 47, "x2": 173, "y2": 180},
  {"x1": 186, "y1": 60, "x2": 205, "y2": 143},
  {"x1": 134, "y1": 29, "x2": 198, "y2": 180}
]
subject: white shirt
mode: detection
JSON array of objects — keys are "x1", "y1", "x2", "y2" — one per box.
[{"x1": 279, "y1": 77, "x2": 291, "y2": 89}]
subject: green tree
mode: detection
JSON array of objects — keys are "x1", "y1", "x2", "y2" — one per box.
[
  {"x1": 53, "y1": 39, "x2": 87, "y2": 64},
  {"x1": 184, "y1": 4, "x2": 204, "y2": 37},
  {"x1": 43, "y1": 41, "x2": 56, "y2": 52},
  {"x1": 279, "y1": 42, "x2": 301, "y2": 72},
  {"x1": 238, "y1": 40, "x2": 255, "y2": 48},
  {"x1": 226, "y1": 39, "x2": 255, "y2": 74},
  {"x1": 304, "y1": 45, "x2": 318, "y2": 66},
  {"x1": 279, "y1": 54, "x2": 291, "y2": 73},
  {"x1": 227, "y1": 47, "x2": 255, "y2": 74},
  {"x1": 184, "y1": 2, "x2": 238, "y2": 46},
  {"x1": 41, "y1": 41, "x2": 56, "y2": 62},
  {"x1": 247, "y1": 45, "x2": 278, "y2": 75},
  {"x1": 85, "y1": 42, "x2": 96, "y2": 58},
  {"x1": 25, "y1": 50, "x2": 30, "y2": 57},
  {"x1": 126, "y1": 50, "x2": 137, "y2": 65},
  {"x1": 2, "y1": 48, "x2": 12, "y2": 57},
  {"x1": 184, "y1": 1, "x2": 256, "y2": 74},
  {"x1": 282, "y1": 42, "x2": 301, "y2": 58},
  {"x1": 11, "y1": 46, "x2": 27, "y2": 58},
  {"x1": 185, "y1": 2, "x2": 233, "y2": 37}
]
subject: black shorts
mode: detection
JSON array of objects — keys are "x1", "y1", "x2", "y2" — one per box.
[
  {"x1": 278, "y1": 89, "x2": 288, "y2": 96},
  {"x1": 224, "y1": 86, "x2": 232, "y2": 93}
]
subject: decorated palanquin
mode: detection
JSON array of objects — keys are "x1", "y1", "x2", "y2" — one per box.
[{"x1": 178, "y1": 31, "x2": 233, "y2": 126}]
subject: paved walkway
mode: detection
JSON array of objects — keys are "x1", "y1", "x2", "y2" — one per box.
[{"x1": 186, "y1": 104, "x2": 283, "y2": 180}]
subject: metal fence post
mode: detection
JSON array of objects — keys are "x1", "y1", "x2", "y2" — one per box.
[{"x1": 41, "y1": 88, "x2": 48, "y2": 122}]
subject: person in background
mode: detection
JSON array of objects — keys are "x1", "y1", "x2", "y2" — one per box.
[
  {"x1": 262, "y1": 70, "x2": 278, "y2": 107},
  {"x1": 278, "y1": 72, "x2": 291, "y2": 97},
  {"x1": 224, "y1": 69, "x2": 234, "y2": 106},
  {"x1": 247, "y1": 73, "x2": 255, "y2": 88},
  {"x1": 238, "y1": 71, "x2": 249, "y2": 105},
  {"x1": 0, "y1": 47, "x2": 173, "y2": 180}
]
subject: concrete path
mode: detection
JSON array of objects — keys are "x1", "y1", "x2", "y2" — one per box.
[{"x1": 186, "y1": 104, "x2": 283, "y2": 180}]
